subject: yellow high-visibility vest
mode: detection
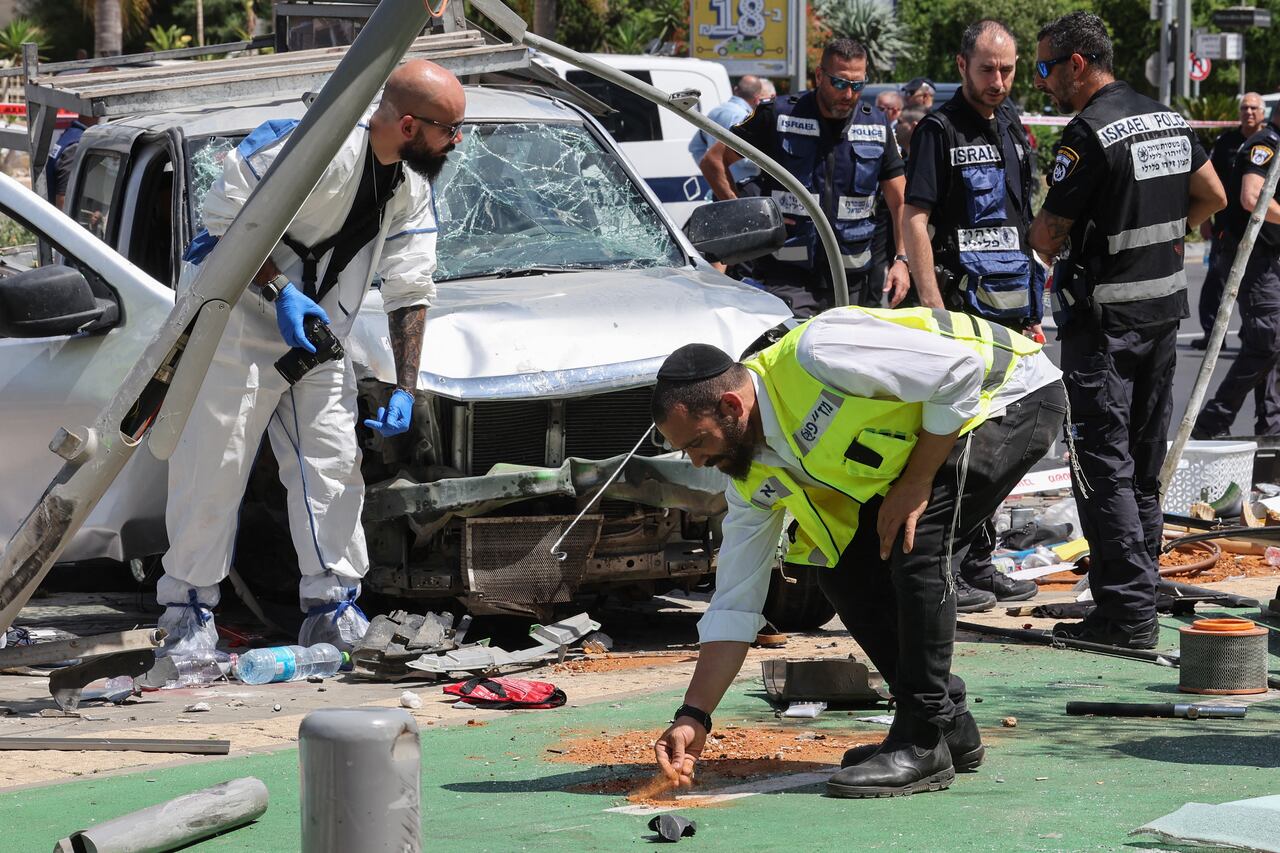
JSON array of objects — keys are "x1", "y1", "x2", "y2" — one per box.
[{"x1": 734, "y1": 306, "x2": 1042, "y2": 568}]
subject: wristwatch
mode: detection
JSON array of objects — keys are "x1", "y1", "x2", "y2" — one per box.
[
  {"x1": 893, "y1": 253, "x2": 910, "y2": 266},
  {"x1": 673, "y1": 703, "x2": 713, "y2": 733},
  {"x1": 258, "y1": 273, "x2": 290, "y2": 302}
]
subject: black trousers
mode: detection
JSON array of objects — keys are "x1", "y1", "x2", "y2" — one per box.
[
  {"x1": 1061, "y1": 320, "x2": 1178, "y2": 623},
  {"x1": 817, "y1": 382, "x2": 1066, "y2": 729},
  {"x1": 1198, "y1": 237, "x2": 1227, "y2": 335},
  {"x1": 762, "y1": 269, "x2": 873, "y2": 318},
  {"x1": 1195, "y1": 245, "x2": 1280, "y2": 436}
]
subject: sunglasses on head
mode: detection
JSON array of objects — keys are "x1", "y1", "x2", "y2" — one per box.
[
  {"x1": 1036, "y1": 53, "x2": 1099, "y2": 79},
  {"x1": 821, "y1": 69, "x2": 867, "y2": 92}
]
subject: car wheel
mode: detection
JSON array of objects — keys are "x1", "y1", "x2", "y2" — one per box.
[{"x1": 761, "y1": 564, "x2": 836, "y2": 631}]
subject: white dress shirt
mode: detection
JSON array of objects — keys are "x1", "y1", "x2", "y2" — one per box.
[{"x1": 697, "y1": 310, "x2": 1062, "y2": 644}]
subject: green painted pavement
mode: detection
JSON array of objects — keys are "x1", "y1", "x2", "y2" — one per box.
[{"x1": 3, "y1": 623, "x2": 1278, "y2": 852}]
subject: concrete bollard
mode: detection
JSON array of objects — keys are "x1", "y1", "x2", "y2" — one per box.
[{"x1": 299, "y1": 707, "x2": 421, "y2": 853}]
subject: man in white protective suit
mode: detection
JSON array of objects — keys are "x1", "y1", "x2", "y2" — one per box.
[{"x1": 156, "y1": 59, "x2": 466, "y2": 655}]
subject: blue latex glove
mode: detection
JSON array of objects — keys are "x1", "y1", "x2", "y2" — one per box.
[
  {"x1": 274, "y1": 282, "x2": 331, "y2": 353},
  {"x1": 364, "y1": 388, "x2": 414, "y2": 437}
]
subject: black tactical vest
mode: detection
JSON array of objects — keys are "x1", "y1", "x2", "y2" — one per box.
[
  {"x1": 924, "y1": 94, "x2": 1038, "y2": 326},
  {"x1": 1054, "y1": 82, "x2": 1196, "y2": 327}
]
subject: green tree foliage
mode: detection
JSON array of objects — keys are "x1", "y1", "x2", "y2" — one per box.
[
  {"x1": 146, "y1": 24, "x2": 192, "y2": 52},
  {"x1": 813, "y1": 0, "x2": 911, "y2": 81},
  {"x1": 897, "y1": 0, "x2": 1088, "y2": 103},
  {"x1": 20, "y1": 0, "x2": 148, "y2": 59},
  {"x1": 150, "y1": 0, "x2": 269, "y2": 46},
  {"x1": 0, "y1": 18, "x2": 52, "y2": 63}
]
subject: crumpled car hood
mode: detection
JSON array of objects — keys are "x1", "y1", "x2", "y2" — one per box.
[{"x1": 346, "y1": 266, "x2": 792, "y2": 400}]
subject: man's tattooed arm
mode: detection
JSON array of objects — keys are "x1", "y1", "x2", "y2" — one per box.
[
  {"x1": 388, "y1": 306, "x2": 427, "y2": 392},
  {"x1": 1028, "y1": 210, "x2": 1075, "y2": 261}
]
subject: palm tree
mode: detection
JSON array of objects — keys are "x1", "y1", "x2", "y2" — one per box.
[
  {"x1": 0, "y1": 19, "x2": 52, "y2": 64},
  {"x1": 812, "y1": 0, "x2": 911, "y2": 81},
  {"x1": 79, "y1": 0, "x2": 154, "y2": 57}
]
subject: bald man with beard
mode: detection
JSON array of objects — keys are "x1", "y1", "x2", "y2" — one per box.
[{"x1": 156, "y1": 60, "x2": 466, "y2": 656}]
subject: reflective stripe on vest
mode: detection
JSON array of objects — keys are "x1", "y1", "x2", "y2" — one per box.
[
  {"x1": 733, "y1": 306, "x2": 1042, "y2": 568},
  {"x1": 1091, "y1": 270, "x2": 1188, "y2": 304},
  {"x1": 1107, "y1": 217, "x2": 1187, "y2": 254}
]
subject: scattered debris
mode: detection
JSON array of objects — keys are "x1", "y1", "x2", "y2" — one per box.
[
  {"x1": 400, "y1": 691, "x2": 423, "y2": 709},
  {"x1": 1001, "y1": 716, "x2": 1018, "y2": 728},
  {"x1": 553, "y1": 653, "x2": 696, "y2": 674},
  {"x1": 48, "y1": 650, "x2": 153, "y2": 712},
  {"x1": 580, "y1": 631, "x2": 613, "y2": 654},
  {"x1": 761, "y1": 657, "x2": 890, "y2": 705},
  {"x1": 465, "y1": 719, "x2": 486, "y2": 727},
  {"x1": 183, "y1": 702, "x2": 211, "y2": 713},
  {"x1": 649, "y1": 813, "x2": 697, "y2": 842},
  {"x1": 1066, "y1": 701, "x2": 1246, "y2": 719},
  {"x1": 407, "y1": 613, "x2": 600, "y2": 678},
  {"x1": 856, "y1": 714, "x2": 896, "y2": 726},
  {"x1": 781, "y1": 701, "x2": 827, "y2": 718},
  {"x1": 52, "y1": 777, "x2": 267, "y2": 853},
  {"x1": 272, "y1": 704, "x2": 282, "y2": 712},
  {"x1": 0, "y1": 737, "x2": 229, "y2": 754},
  {"x1": 350, "y1": 610, "x2": 469, "y2": 680}
]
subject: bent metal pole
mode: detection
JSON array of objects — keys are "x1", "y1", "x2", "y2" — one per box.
[
  {"x1": 466, "y1": 0, "x2": 852, "y2": 307},
  {"x1": 0, "y1": 0, "x2": 432, "y2": 633},
  {"x1": 1159, "y1": 146, "x2": 1280, "y2": 494}
]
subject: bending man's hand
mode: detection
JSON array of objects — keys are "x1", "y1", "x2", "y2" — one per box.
[
  {"x1": 884, "y1": 261, "x2": 911, "y2": 307},
  {"x1": 274, "y1": 283, "x2": 330, "y2": 353},
  {"x1": 655, "y1": 719, "x2": 707, "y2": 788},
  {"x1": 363, "y1": 388, "x2": 414, "y2": 437},
  {"x1": 877, "y1": 474, "x2": 932, "y2": 559}
]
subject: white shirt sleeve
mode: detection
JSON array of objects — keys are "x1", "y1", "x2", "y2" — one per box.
[
  {"x1": 796, "y1": 310, "x2": 985, "y2": 435},
  {"x1": 697, "y1": 486, "x2": 785, "y2": 644},
  {"x1": 378, "y1": 175, "x2": 438, "y2": 313}
]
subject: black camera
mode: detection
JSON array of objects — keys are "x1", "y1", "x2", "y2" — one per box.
[{"x1": 275, "y1": 315, "x2": 344, "y2": 385}]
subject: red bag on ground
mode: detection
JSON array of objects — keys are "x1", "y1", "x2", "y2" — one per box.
[{"x1": 443, "y1": 676, "x2": 567, "y2": 709}]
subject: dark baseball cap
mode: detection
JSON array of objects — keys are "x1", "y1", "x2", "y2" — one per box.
[{"x1": 903, "y1": 77, "x2": 936, "y2": 96}]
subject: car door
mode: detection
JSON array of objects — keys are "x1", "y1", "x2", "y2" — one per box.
[{"x1": 0, "y1": 172, "x2": 173, "y2": 564}]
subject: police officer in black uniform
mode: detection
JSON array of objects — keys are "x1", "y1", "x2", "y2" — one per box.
[
  {"x1": 700, "y1": 38, "x2": 910, "y2": 315},
  {"x1": 1029, "y1": 12, "x2": 1226, "y2": 648},
  {"x1": 1193, "y1": 92, "x2": 1266, "y2": 347},
  {"x1": 1193, "y1": 105, "x2": 1280, "y2": 438},
  {"x1": 901, "y1": 19, "x2": 1044, "y2": 613}
]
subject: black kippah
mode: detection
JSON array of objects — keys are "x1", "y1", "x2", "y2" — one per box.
[{"x1": 657, "y1": 343, "x2": 735, "y2": 383}]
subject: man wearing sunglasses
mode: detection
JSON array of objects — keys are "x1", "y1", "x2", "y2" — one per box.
[
  {"x1": 155, "y1": 60, "x2": 466, "y2": 657},
  {"x1": 699, "y1": 38, "x2": 910, "y2": 314},
  {"x1": 901, "y1": 19, "x2": 1046, "y2": 612},
  {"x1": 1029, "y1": 12, "x2": 1226, "y2": 649}
]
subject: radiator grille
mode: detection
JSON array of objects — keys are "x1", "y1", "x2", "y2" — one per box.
[
  {"x1": 463, "y1": 515, "x2": 602, "y2": 605},
  {"x1": 564, "y1": 386, "x2": 661, "y2": 460},
  {"x1": 470, "y1": 400, "x2": 548, "y2": 475}
]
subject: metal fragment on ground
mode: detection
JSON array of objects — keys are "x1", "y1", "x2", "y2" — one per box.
[
  {"x1": 406, "y1": 613, "x2": 600, "y2": 676},
  {"x1": 52, "y1": 776, "x2": 267, "y2": 853},
  {"x1": 1132, "y1": 796, "x2": 1280, "y2": 852}
]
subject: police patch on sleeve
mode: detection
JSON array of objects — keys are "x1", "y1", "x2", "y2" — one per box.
[
  {"x1": 1051, "y1": 147, "x2": 1080, "y2": 185},
  {"x1": 1251, "y1": 144, "x2": 1275, "y2": 167}
]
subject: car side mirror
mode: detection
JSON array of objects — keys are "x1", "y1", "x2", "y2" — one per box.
[
  {"x1": 684, "y1": 197, "x2": 786, "y2": 265},
  {"x1": 0, "y1": 265, "x2": 119, "y2": 337}
]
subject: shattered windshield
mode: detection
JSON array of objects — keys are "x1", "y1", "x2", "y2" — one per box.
[
  {"x1": 185, "y1": 136, "x2": 240, "y2": 234},
  {"x1": 433, "y1": 122, "x2": 685, "y2": 281}
]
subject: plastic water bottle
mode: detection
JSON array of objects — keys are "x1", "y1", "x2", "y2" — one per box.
[
  {"x1": 234, "y1": 643, "x2": 344, "y2": 685},
  {"x1": 165, "y1": 651, "x2": 233, "y2": 688},
  {"x1": 1021, "y1": 545, "x2": 1060, "y2": 570}
]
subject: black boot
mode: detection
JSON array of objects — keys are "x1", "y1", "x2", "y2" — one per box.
[
  {"x1": 968, "y1": 571, "x2": 1039, "y2": 602},
  {"x1": 827, "y1": 718, "x2": 955, "y2": 798},
  {"x1": 1053, "y1": 613, "x2": 1159, "y2": 650},
  {"x1": 953, "y1": 574, "x2": 996, "y2": 613},
  {"x1": 841, "y1": 711, "x2": 985, "y2": 771}
]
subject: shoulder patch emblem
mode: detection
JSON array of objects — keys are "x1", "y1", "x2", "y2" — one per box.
[
  {"x1": 1051, "y1": 146, "x2": 1080, "y2": 184},
  {"x1": 1251, "y1": 144, "x2": 1274, "y2": 167}
]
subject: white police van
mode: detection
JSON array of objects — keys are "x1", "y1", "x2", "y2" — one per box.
[{"x1": 536, "y1": 54, "x2": 733, "y2": 226}]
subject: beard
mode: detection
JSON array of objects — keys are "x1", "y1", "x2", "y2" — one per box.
[
  {"x1": 711, "y1": 414, "x2": 758, "y2": 481},
  {"x1": 962, "y1": 71, "x2": 1008, "y2": 110},
  {"x1": 399, "y1": 137, "x2": 453, "y2": 182}
]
